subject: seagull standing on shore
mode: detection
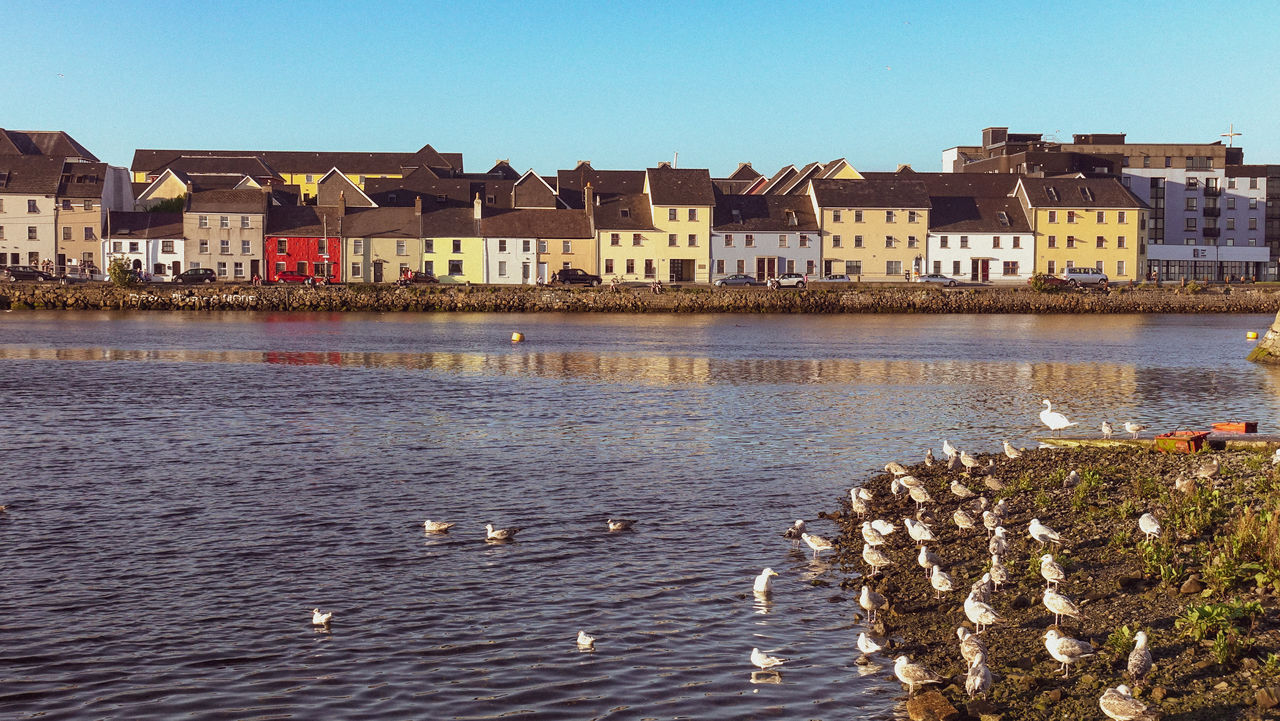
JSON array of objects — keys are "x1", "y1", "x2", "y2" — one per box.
[
  {"x1": 988, "y1": 527, "x2": 1009, "y2": 556},
  {"x1": 1195, "y1": 457, "x2": 1220, "y2": 480},
  {"x1": 893, "y1": 655, "x2": 943, "y2": 695},
  {"x1": 885, "y1": 461, "x2": 908, "y2": 476},
  {"x1": 970, "y1": 573, "x2": 994, "y2": 604},
  {"x1": 960, "y1": 450, "x2": 981, "y2": 474},
  {"x1": 1043, "y1": 588, "x2": 1084, "y2": 625},
  {"x1": 964, "y1": 591, "x2": 999, "y2": 633},
  {"x1": 1127, "y1": 631, "x2": 1152, "y2": 681},
  {"x1": 930, "y1": 564, "x2": 955, "y2": 598},
  {"x1": 1040, "y1": 399, "x2": 1078, "y2": 436},
  {"x1": 863, "y1": 543, "x2": 895, "y2": 576},
  {"x1": 954, "y1": 508, "x2": 977, "y2": 532},
  {"x1": 1101, "y1": 420, "x2": 1114, "y2": 439},
  {"x1": 1029, "y1": 518, "x2": 1063, "y2": 548},
  {"x1": 1044, "y1": 629, "x2": 1095, "y2": 677},
  {"x1": 908, "y1": 484, "x2": 932, "y2": 510},
  {"x1": 1123, "y1": 421, "x2": 1147, "y2": 439},
  {"x1": 942, "y1": 439, "x2": 958, "y2": 459},
  {"x1": 801, "y1": 532, "x2": 834, "y2": 559},
  {"x1": 904, "y1": 518, "x2": 936, "y2": 545},
  {"x1": 917, "y1": 545, "x2": 940, "y2": 577},
  {"x1": 924, "y1": 448, "x2": 935, "y2": 467},
  {"x1": 982, "y1": 510, "x2": 999, "y2": 537},
  {"x1": 1063, "y1": 469, "x2": 1080, "y2": 488},
  {"x1": 753, "y1": 568, "x2": 779, "y2": 595},
  {"x1": 1138, "y1": 513, "x2": 1161, "y2": 542},
  {"x1": 1003, "y1": 440, "x2": 1022, "y2": 459},
  {"x1": 965, "y1": 651, "x2": 993, "y2": 699},
  {"x1": 957, "y1": 626, "x2": 988, "y2": 666},
  {"x1": 859, "y1": 584, "x2": 888, "y2": 623},
  {"x1": 948, "y1": 453, "x2": 962, "y2": 471},
  {"x1": 950, "y1": 480, "x2": 976, "y2": 499},
  {"x1": 751, "y1": 647, "x2": 785, "y2": 670},
  {"x1": 1040, "y1": 553, "x2": 1066, "y2": 589},
  {"x1": 871, "y1": 518, "x2": 897, "y2": 536},
  {"x1": 862, "y1": 521, "x2": 888, "y2": 547},
  {"x1": 989, "y1": 554, "x2": 1010, "y2": 590},
  {"x1": 1099, "y1": 684, "x2": 1157, "y2": 721}
]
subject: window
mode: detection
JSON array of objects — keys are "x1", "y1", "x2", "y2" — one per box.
[
  {"x1": 199, "y1": 239, "x2": 209, "y2": 253},
  {"x1": 853, "y1": 235, "x2": 863, "y2": 248},
  {"x1": 1095, "y1": 236, "x2": 1105, "y2": 248},
  {"x1": 668, "y1": 234, "x2": 677, "y2": 247},
  {"x1": 632, "y1": 233, "x2": 642, "y2": 246},
  {"x1": 745, "y1": 234, "x2": 755, "y2": 247},
  {"x1": 233, "y1": 262, "x2": 244, "y2": 278},
  {"x1": 625, "y1": 259, "x2": 635, "y2": 274},
  {"x1": 498, "y1": 260, "x2": 507, "y2": 277},
  {"x1": 959, "y1": 236, "x2": 969, "y2": 249},
  {"x1": 854, "y1": 210, "x2": 863, "y2": 222},
  {"x1": 688, "y1": 209, "x2": 697, "y2": 221},
  {"x1": 217, "y1": 262, "x2": 227, "y2": 277},
  {"x1": 494, "y1": 239, "x2": 506, "y2": 253},
  {"x1": 611, "y1": 233, "x2": 620, "y2": 246},
  {"x1": 161, "y1": 240, "x2": 174, "y2": 254},
  {"x1": 562, "y1": 241, "x2": 572, "y2": 254},
  {"x1": 907, "y1": 236, "x2": 918, "y2": 248},
  {"x1": 351, "y1": 262, "x2": 362, "y2": 278},
  {"x1": 1116, "y1": 260, "x2": 1126, "y2": 277},
  {"x1": 153, "y1": 263, "x2": 166, "y2": 275},
  {"x1": 84, "y1": 200, "x2": 94, "y2": 211},
  {"x1": 992, "y1": 236, "x2": 1001, "y2": 249},
  {"x1": 620, "y1": 209, "x2": 630, "y2": 218},
  {"x1": 885, "y1": 210, "x2": 895, "y2": 223},
  {"x1": 275, "y1": 261, "x2": 285, "y2": 275},
  {"x1": 424, "y1": 239, "x2": 434, "y2": 253},
  {"x1": 305, "y1": 174, "x2": 314, "y2": 183},
  {"x1": 1012, "y1": 236, "x2": 1021, "y2": 249},
  {"x1": 275, "y1": 238, "x2": 287, "y2": 254},
  {"x1": 644, "y1": 259, "x2": 655, "y2": 278},
  {"x1": 939, "y1": 235, "x2": 949, "y2": 249},
  {"x1": 604, "y1": 259, "x2": 614, "y2": 274},
  {"x1": 1142, "y1": 156, "x2": 1151, "y2": 168},
  {"x1": 63, "y1": 226, "x2": 71, "y2": 240},
  {"x1": 724, "y1": 234, "x2": 733, "y2": 247},
  {"x1": 1118, "y1": 211, "x2": 1127, "y2": 224},
  {"x1": 199, "y1": 215, "x2": 208, "y2": 228},
  {"x1": 1185, "y1": 217, "x2": 1197, "y2": 230},
  {"x1": 537, "y1": 240, "x2": 547, "y2": 253},
  {"x1": 128, "y1": 241, "x2": 139, "y2": 253},
  {"x1": 27, "y1": 200, "x2": 37, "y2": 213},
  {"x1": 932, "y1": 260, "x2": 941, "y2": 274},
  {"x1": 219, "y1": 216, "x2": 229, "y2": 229},
  {"x1": 1187, "y1": 177, "x2": 1199, "y2": 189},
  {"x1": 62, "y1": 199, "x2": 72, "y2": 210},
  {"x1": 1185, "y1": 197, "x2": 1197, "y2": 211},
  {"x1": 1164, "y1": 157, "x2": 1172, "y2": 168},
  {"x1": 220, "y1": 239, "x2": 230, "y2": 254},
  {"x1": 832, "y1": 210, "x2": 842, "y2": 223},
  {"x1": 111, "y1": 240, "x2": 122, "y2": 252},
  {"x1": 522, "y1": 240, "x2": 530, "y2": 253},
  {"x1": 1227, "y1": 218, "x2": 1236, "y2": 230},
  {"x1": 1250, "y1": 218, "x2": 1258, "y2": 230},
  {"x1": 800, "y1": 235, "x2": 810, "y2": 248},
  {"x1": 1067, "y1": 211, "x2": 1077, "y2": 224},
  {"x1": 668, "y1": 208, "x2": 677, "y2": 221},
  {"x1": 908, "y1": 211, "x2": 919, "y2": 223},
  {"x1": 687, "y1": 234, "x2": 696, "y2": 247},
  {"x1": 845, "y1": 260, "x2": 861, "y2": 275},
  {"x1": 353, "y1": 238, "x2": 364, "y2": 254},
  {"x1": 1048, "y1": 235, "x2": 1057, "y2": 248},
  {"x1": 1047, "y1": 260, "x2": 1056, "y2": 275},
  {"x1": 1228, "y1": 178, "x2": 1237, "y2": 189},
  {"x1": 453, "y1": 239, "x2": 462, "y2": 253},
  {"x1": 886, "y1": 260, "x2": 902, "y2": 275},
  {"x1": 317, "y1": 238, "x2": 327, "y2": 254},
  {"x1": 952, "y1": 260, "x2": 961, "y2": 275},
  {"x1": 1095, "y1": 260, "x2": 1104, "y2": 271},
  {"x1": 779, "y1": 235, "x2": 788, "y2": 248},
  {"x1": 424, "y1": 261, "x2": 434, "y2": 274},
  {"x1": 1066, "y1": 236, "x2": 1076, "y2": 249},
  {"x1": 241, "y1": 215, "x2": 250, "y2": 228},
  {"x1": 448, "y1": 260, "x2": 463, "y2": 275},
  {"x1": 1118, "y1": 236, "x2": 1127, "y2": 249},
  {"x1": 1048, "y1": 210, "x2": 1057, "y2": 223},
  {"x1": 715, "y1": 260, "x2": 724, "y2": 274},
  {"x1": 1096, "y1": 211, "x2": 1105, "y2": 223},
  {"x1": 241, "y1": 240, "x2": 250, "y2": 254},
  {"x1": 1227, "y1": 198, "x2": 1237, "y2": 210},
  {"x1": 1250, "y1": 198, "x2": 1259, "y2": 210},
  {"x1": 392, "y1": 240, "x2": 405, "y2": 256},
  {"x1": 737, "y1": 259, "x2": 746, "y2": 274},
  {"x1": 806, "y1": 260, "x2": 815, "y2": 274},
  {"x1": 884, "y1": 236, "x2": 896, "y2": 248},
  {"x1": 1250, "y1": 177, "x2": 1259, "y2": 190},
  {"x1": 832, "y1": 234, "x2": 842, "y2": 248},
  {"x1": 1002, "y1": 261, "x2": 1018, "y2": 276}
]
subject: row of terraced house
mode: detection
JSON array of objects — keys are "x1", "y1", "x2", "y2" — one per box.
[{"x1": 0, "y1": 126, "x2": 1275, "y2": 285}]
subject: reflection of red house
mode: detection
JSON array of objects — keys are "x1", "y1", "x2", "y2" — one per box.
[{"x1": 264, "y1": 205, "x2": 344, "y2": 282}]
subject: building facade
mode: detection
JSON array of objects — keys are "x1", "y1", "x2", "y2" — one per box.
[
  {"x1": 184, "y1": 188, "x2": 269, "y2": 281},
  {"x1": 1012, "y1": 177, "x2": 1146, "y2": 281},
  {"x1": 809, "y1": 177, "x2": 931, "y2": 280}
]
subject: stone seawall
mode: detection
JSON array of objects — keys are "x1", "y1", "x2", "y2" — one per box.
[{"x1": 1, "y1": 283, "x2": 1278, "y2": 314}]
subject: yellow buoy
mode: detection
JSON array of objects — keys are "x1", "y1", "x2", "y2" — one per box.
[
  {"x1": 511, "y1": 332, "x2": 524, "y2": 343},
  {"x1": 1247, "y1": 331, "x2": 1259, "y2": 340}
]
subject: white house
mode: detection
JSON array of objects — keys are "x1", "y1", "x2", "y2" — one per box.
[
  {"x1": 104, "y1": 211, "x2": 186, "y2": 280},
  {"x1": 710, "y1": 194, "x2": 821, "y2": 280},
  {"x1": 920, "y1": 174, "x2": 1035, "y2": 283}
]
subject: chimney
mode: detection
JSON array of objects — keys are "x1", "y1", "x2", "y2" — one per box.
[
  {"x1": 583, "y1": 182, "x2": 594, "y2": 212},
  {"x1": 473, "y1": 193, "x2": 482, "y2": 220},
  {"x1": 338, "y1": 190, "x2": 347, "y2": 216},
  {"x1": 184, "y1": 180, "x2": 193, "y2": 196},
  {"x1": 414, "y1": 195, "x2": 423, "y2": 216}
]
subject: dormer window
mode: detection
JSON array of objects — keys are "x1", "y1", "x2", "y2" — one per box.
[
  {"x1": 997, "y1": 211, "x2": 1010, "y2": 227},
  {"x1": 731, "y1": 209, "x2": 741, "y2": 222},
  {"x1": 1046, "y1": 187, "x2": 1060, "y2": 202},
  {"x1": 620, "y1": 209, "x2": 630, "y2": 218},
  {"x1": 1080, "y1": 187, "x2": 1095, "y2": 202}
]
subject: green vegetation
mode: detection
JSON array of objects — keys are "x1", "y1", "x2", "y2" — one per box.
[
  {"x1": 146, "y1": 195, "x2": 185, "y2": 213},
  {"x1": 1175, "y1": 600, "x2": 1263, "y2": 642},
  {"x1": 107, "y1": 257, "x2": 138, "y2": 288}
]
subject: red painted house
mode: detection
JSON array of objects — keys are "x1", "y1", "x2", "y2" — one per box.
[{"x1": 264, "y1": 205, "x2": 344, "y2": 282}]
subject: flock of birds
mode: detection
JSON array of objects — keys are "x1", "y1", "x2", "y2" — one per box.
[
  {"x1": 757, "y1": 400, "x2": 1171, "y2": 719},
  {"x1": 1040, "y1": 398, "x2": 1147, "y2": 441}
]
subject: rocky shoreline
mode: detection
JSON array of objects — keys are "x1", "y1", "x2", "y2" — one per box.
[
  {"x1": 821, "y1": 445, "x2": 1280, "y2": 720},
  {"x1": 0, "y1": 283, "x2": 1278, "y2": 314}
]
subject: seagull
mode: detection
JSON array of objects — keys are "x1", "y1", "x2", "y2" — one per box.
[
  {"x1": 311, "y1": 608, "x2": 333, "y2": 626},
  {"x1": 930, "y1": 563, "x2": 955, "y2": 598},
  {"x1": 965, "y1": 651, "x2": 992, "y2": 699},
  {"x1": 1044, "y1": 629, "x2": 1095, "y2": 677},
  {"x1": 908, "y1": 484, "x2": 932, "y2": 510},
  {"x1": 924, "y1": 448, "x2": 935, "y2": 466},
  {"x1": 893, "y1": 655, "x2": 943, "y2": 695},
  {"x1": 1127, "y1": 631, "x2": 1152, "y2": 681},
  {"x1": 1043, "y1": 588, "x2": 1084, "y2": 625},
  {"x1": 1194, "y1": 457, "x2": 1220, "y2": 479},
  {"x1": 423, "y1": 520, "x2": 455, "y2": 533},
  {"x1": 964, "y1": 591, "x2": 999, "y2": 633},
  {"x1": 802, "y1": 532, "x2": 834, "y2": 559},
  {"x1": 1272, "y1": 447, "x2": 1280, "y2": 466},
  {"x1": 1123, "y1": 421, "x2": 1147, "y2": 439},
  {"x1": 942, "y1": 439, "x2": 958, "y2": 458},
  {"x1": 982, "y1": 474, "x2": 1005, "y2": 492},
  {"x1": 863, "y1": 543, "x2": 895, "y2": 576},
  {"x1": 1040, "y1": 553, "x2": 1066, "y2": 589},
  {"x1": 750, "y1": 647, "x2": 786, "y2": 670},
  {"x1": 954, "y1": 509, "x2": 977, "y2": 532},
  {"x1": 898, "y1": 475, "x2": 923, "y2": 490},
  {"x1": 850, "y1": 492, "x2": 869, "y2": 517},
  {"x1": 1099, "y1": 684, "x2": 1157, "y2": 721},
  {"x1": 904, "y1": 518, "x2": 935, "y2": 545},
  {"x1": 1064, "y1": 469, "x2": 1080, "y2": 488},
  {"x1": 1003, "y1": 440, "x2": 1022, "y2": 459},
  {"x1": 862, "y1": 521, "x2": 888, "y2": 547},
  {"x1": 857, "y1": 631, "x2": 884, "y2": 655},
  {"x1": 1138, "y1": 513, "x2": 1161, "y2": 542},
  {"x1": 993, "y1": 498, "x2": 1009, "y2": 520},
  {"x1": 859, "y1": 584, "x2": 888, "y2": 623},
  {"x1": 782, "y1": 519, "x2": 806, "y2": 540},
  {"x1": 988, "y1": 527, "x2": 1009, "y2": 556},
  {"x1": 870, "y1": 519, "x2": 897, "y2": 536},
  {"x1": 577, "y1": 630, "x2": 596, "y2": 649},
  {"x1": 890, "y1": 476, "x2": 906, "y2": 496},
  {"x1": 917, "y1": 545, "x2": 940, "y2": 577},
  {"x1": 970, "y1": 573, "x2": 993, "y2": 604},
  {"x1": 1029, "y1": 518, "x2": 1062, "y2": 548},
  {"x1": 982, "y1": 510, "x2": 999, "y2": 537},
  {"x1": 990, "y1": 554, "x2": 1010, "y2": 590},
  {"x1": 950, "y1": 480, "x2": 976, "y2": 499},
  {"x1": 1174, "y1": 473, "x2": 1196, "y2": 494},
  {"x1": 1101, "y1": 420, "x2": 1114, "y2": 439},
  {"x1": 1040, "y1": 399, "x2": 1078, "y2": 436},
  {"x1": 957, "y1": 627, "x2": 988, "y2": 666},
  {"x1": 484, "y1": 523, "x2": 521, "y2": 541},
  {"x1": 606, "y1": 518, "x2": 637, "y2": 532},
  {"x1": 960, "y1": 450, "x2": 981, "y2": 473},
  {"x1": 885, "y1": 461, "x2": 908, "y2": 476},
  {"x1": 753, "y1": 568, "x2": 780, "y2": 595},
  {"x1": 947, "y1": 453, "x2": 962, "y2": 471}
]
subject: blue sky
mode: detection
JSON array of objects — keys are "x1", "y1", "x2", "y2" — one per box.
[{"x1": 7, "y1": 1, "x2": 1280, "y2": 176}]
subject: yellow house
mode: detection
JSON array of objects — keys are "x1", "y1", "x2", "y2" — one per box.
[
  {"x1": 595, "y1": 192, "x2": 658, "y2": 282},
  {"x1": 421, "y1": 203, "x2": 484, "y2": 283},
  {"x1": 808, "y1": 178, "x2": 932, "y2": 280},
  {"x1": 1012, "y1": 177, "x2": 1147, "y2": 281},
  {"x1": 643, "y1": 166, "x2": 714, "y2": 282}
]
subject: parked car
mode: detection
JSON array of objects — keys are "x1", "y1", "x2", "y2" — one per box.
[
  {"x1": 172, "y1": 268, "x2": 217, "y2": 284},
  {"x1": 914, "y1": 273, "x2": 958, "y2": 287},
  {"x1": 713, "y1": 273, "x2": 759, "y2": 287},
  {"x1": 552, "y1": 268, "x2": 602, "y2": 286},
  {"x1": 275, "y1": 270, "x2": 313, "y2": 284},
  {"x1": 775, "y1": 273, "x2": 807, "y2": 288},
  {"x1": 399, "y1": 271, "x2": 438, "y2": 284},
  {"x1": 822, "y1": 274, "x2": 853, "y2": 282},
  {"x1": 2, "y1": 265, "x2": 53, "y2": 281},
  {"x1": 1028, "y1": 273, "x2": 1070, "y2": 288},
  {"x1": 1061, "y1": 267, "x2": 1109, "y2": 287}
]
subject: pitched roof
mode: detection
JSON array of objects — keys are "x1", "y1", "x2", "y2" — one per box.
[
  {"x1": 774, "y1": 161, "x2": 824, "y2": 195},
  {"x1": 132, "y1": 145, "x2": 462, "y2": 177},
  {"x1": 266, "y1": 205, "x2": 344, "y2": 236},
  {"x1": 1014, "y1": 177, "x2": 1145, "y2": 208},
  {"x1": 316, "y1": 168, "x2": 376, "y2": 207},
  {"x1": 0, "y1": 129, "x2": 97, "y2": 161},
  {"x1": 342, "y1": 206, "x2": 420, "y2": 238},
  {"x1": 810, "y1": 177, "x2": 932, "y2": 209},
  {"x1": 364, "y1": 176, "x2": 515, "y2": 209},
  {"x1": 556, "y1": 168, "x2": 646, "y2": 207},
  {"x1": 106, "y1": 211, "x2": 184, "y2": 238},
  {"x1": 592, "y1": 193, "x2": 656, "y2": 231},
  {"x1": 0, "y1": 155, "x2": 66, "y2": 194},
  {"x1": 727, "y1": 163, "x2": 762, "y2": 181},
  {"x1": 481, "y1": 209, "x2": 593, "y2": 238},
  {"x1": 188, "y1": 189, "x2": 269, "y2": 214},
  {"x1": 712, "y1": 193, "x2": 819, "y2": 232},
  {"x1": 58, "y1": 162, "x2": 109, "y2": 198},
  {"x1": 927, "y1": 196, "x2": 1032, "y2": 233},
  {"x1": 646, "y1": 167, "x2": 714, "y2": 206},
  {"x1": 420, "y1": 207, "x2": 479, "y2": 237},
  {"x1": 485, "y1": 160, "x2": 521, "y2": 180}
]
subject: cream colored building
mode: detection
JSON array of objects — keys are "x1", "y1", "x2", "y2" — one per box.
[{"x1": 808, "y1": 177, "x2": 932, "y2": 280}]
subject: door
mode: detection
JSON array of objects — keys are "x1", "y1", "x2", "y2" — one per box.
[
  {"x1": 980, "y1": 259, "x2": 990, "y2": 282},
  {"x1": 522, "y1": 262, "x2": 530, "y2": 284},
  {"x1": 373, "y1": 261, "x2": 383, "y2": 283},
  {"x1": 250, "y1": 259, "x2": 260, "y2": 280},
  {"x1": 171, "y1": 261, "x2": 181, "y2": 276},
  {"x1": 537, "y1": 262, "x2": 547, "y2": 283},
  {"x1": 755, "y1": 257, "x2": 777, "y2": 281},
  {"x1": 970, "y1": 259, "x2": 990, "y2": 282}
]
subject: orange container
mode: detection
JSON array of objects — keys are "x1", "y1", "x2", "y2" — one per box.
[
  {"x1": 1154, "y1": 430, "x2": 1209, "y2": 454},
  {"x1": 1211, "y1": 421, "x2": 1257, "y2": 433}
]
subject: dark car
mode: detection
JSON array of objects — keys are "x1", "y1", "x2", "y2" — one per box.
[
  {"x1": 775, "y1": 272, "x2": 807, "y2": 288},
  {"x1": 173, "y1": 268, "x2": 217, "y2": 284},
  {"x1": 552, "y1": 268, "x2": 602, "y2": 286},
  {"x1": 713, "y1": 273, "x2": 759, "y2": 287},
  {"x1": 399, "y1": 271, "x2": 438, "y2": 285},
  {"x1": 2, "y1": 266, "x2": 54, "y2": 281},
  {"x1": 275, "y1": 270, "x2": 313, "y2": 284}
]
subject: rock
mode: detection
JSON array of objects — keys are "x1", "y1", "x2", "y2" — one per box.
[
  {"x1": 1150, "y1": 686, "x2": 1166, "y2": 702},
  {"x1": 1193, "y1": 659, "x2": 1215, "y2": 672},
  {"x1": 1079, "y1": 674, "x2": 1096, "y2": 688},
  {"x1": 1008, "y1": 673, "x2": 1038, "y2": 692},
  {"x1": 1182, "y1": 576, "x2": 1206, "y2": 594},
  {"x1": 1045, "y1": 689, "x2": 1062, "y2": 703},
  {"x1": 1258, "y1": 686, "x2": 1280, "y2": 710},
  {"x1": 965, "y1": 699, "x2": 998, "y2": 718},
  {"x1": 1215, "y1": 681, "x2": 1230, "y2": 690},
  {"x1": 1117, "y1": 571, "x2": 1145, "y2": 590},
  {"x1": 855, "y1": 654, "x2": 871, "y2": 666},
  {"x1": 905, "y1": 690, "x2": 960, "y2": 721},
  {"x1": 1244, "y1": 657, "x2": 1260, "y2": 671}
]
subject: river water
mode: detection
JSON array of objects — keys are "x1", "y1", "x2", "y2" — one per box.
[{"x1": 0, "y1": 311, "x2": 1276, "y2": 720}]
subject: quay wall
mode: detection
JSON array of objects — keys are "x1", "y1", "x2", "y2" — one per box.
[{"x1": 1, "y1": 283, "x2": 1279, "y2": 314}]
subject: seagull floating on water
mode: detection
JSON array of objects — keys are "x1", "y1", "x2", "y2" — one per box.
[
  {"x1": 751, "y1": 647, "x2": 785, "y2": 670},
  {"x1": 857, "y1": 631, "x2": 884, "y2": 655},
  {"x1": 1127, "y1": 631, "x2": 1152, "y2": 681},
  {"x1": 1099, "y1": 684, "x2": 1157, "y2": 721},
  {"x1": 893, "y1": 655, "x2": 943, "y2": 695},
  {"x1": 1044, "y1": 628, "x2": 1095, "y2": 677},
  {"x1": 753, "y1": 568, "x2": 779, "y2": 595},
  {"x1": 423, "y1": 520, "x2": 455, "y2": 533},
  {"x1": 606, "y1": 518, "x2": 636, "y2": 532},
  {"x1": 577, "y1": 630, "x2": 596, "y2": 649},
  {"x1": 484, "y1": 523, "x2": 521, "y2": 541},
  {"x1": 802, "y1": 532, "x2": 834, "y2": 559},
  {"x1": 1040, "y1": 399, "x2": 1078, "y2": 436},
  {"x1": 1123, "y1": 421, "x2": 1147, "y2": 439},
  {"x1": 312, "y1": 608, "x2": 333, "y2": 626},
  {"x1": 1138, "y1": 513, "x2": 1161, "y2": 542}
]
